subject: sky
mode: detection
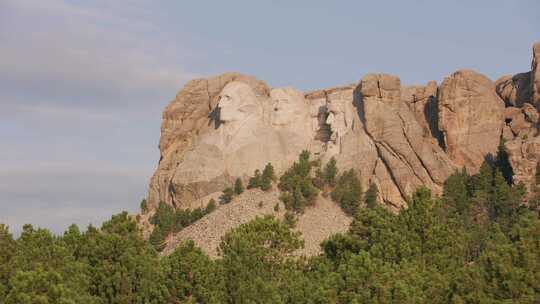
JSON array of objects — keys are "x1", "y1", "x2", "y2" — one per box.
[{"x1": 1, "y1": 0, "x2": 538, "y2": 235}]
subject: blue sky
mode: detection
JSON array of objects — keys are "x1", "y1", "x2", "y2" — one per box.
[{"x1": 1, "y1": 0, "x2": 538, "y2": 235}]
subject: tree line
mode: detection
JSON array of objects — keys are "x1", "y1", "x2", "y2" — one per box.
[{"x1": 1, "y1": 148, "x2": 539, "y2": 303}]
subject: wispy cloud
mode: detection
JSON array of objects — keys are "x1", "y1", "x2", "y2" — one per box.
[
  {"x1": 0, "y1": 0, "x2": 194, "y2": 235},
  {"x1": 0, "y1": 0, "x2": 195, "y2": 106}
]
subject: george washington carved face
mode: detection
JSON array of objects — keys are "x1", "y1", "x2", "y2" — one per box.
[{"x1": 217, "y1": 81, "x2": 261, "y2": 123}]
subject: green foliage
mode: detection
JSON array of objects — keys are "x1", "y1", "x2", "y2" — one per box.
[
  {"x1": 0, "y1": 224, "x2": 16, "y2": 299},
  {"x1": 262, "y1": 162, "x2": 276, "y2": 181},
  {"x1": 495, "y1": 140, "x2": 513, "y2": 184},
  {"x1": 161, "y1": 240, "x2": 225, "y2": 303},
  {"x1": 246, "y1": 163, "x2": 276, "y2": 192},
  {"x1": 279, "y1": 151, "x2": 319, "y2": 213},
  {"x1": 330, "y1": 169, "x2": 363, "y2": 215},
  {"x1": 322, "y1": 157, "x2": 338, "y2": 186},
  {"x1": 140, "y1": 199, "x2": 148, "y2": 213},
  {"x1": 283, "y1": 212, "x2": 297, "y2": 228},
  {"x1": 364, "y1": 183, "x2": 379, "y2": 208},
  {"x1": 247, "y1": 169, "x2": 262, "y2": 189},
  {"x1": 174, "y1": 207, "x2": 206, "y2": 232},
  {"x1": 150, "y1": 201, "x2": 175, "y2": 233},
  {"x1": 149, "y1": 201, "x2": 215, "y2": 251},
  {"x1": 206, "y1": 198, "x2": 217, "y2": 214},
  {"x1": 2, "y1": 154, "x2": 539, "y2": 303},
  {"x1": 219, "y1": 187, "x2": 234, "y2": 204},
  {"x1": 260, "y1": 173, "x2": 272, "y2": 191},
  {"x1": 79, "y1": 212, "x2": 168, "y2": 303},
  {"x1": 219, "y1": 216, "x2": 303, "y2": 303},
  {"x1": 234, "y1": 178, "x2": 244, "y2": 195}
]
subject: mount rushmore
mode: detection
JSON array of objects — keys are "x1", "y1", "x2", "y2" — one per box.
[{"x1": 146, "y1": 42, "x2": 540, "y2": 213}]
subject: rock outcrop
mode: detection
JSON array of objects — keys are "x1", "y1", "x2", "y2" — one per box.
[
  {"x1": 438, "y1": 70, "x2": 505, "y2": 172},
  {"x1": 360, "y1": 74, "x2": 456, "y2": 206},
  {"x1": 532, "y1": 42, "x2": 540, "y2": 108},
  {"x1": 506, "y1": 137, "x2": 540, "y2": 193},
  {"x1": 148, "y1": 73, "x2": 271, "y2": 209},
  {"x1": 496, "y1": 42, "x2": 540, "y2": 195}
]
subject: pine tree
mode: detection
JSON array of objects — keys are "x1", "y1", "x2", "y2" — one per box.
[
  {"x1": 260, "y1": 175, "x2": 272, "y2": 191},
  {"x1": 331, "y1": 169, "x2": 363, "y2": 215},
  {"x1": 140, "y1": 199, "x2": 148, "y2": 213},
  {"x1": 0, "y1": 224, "x2": 16, "y2": 299},
  {"x1": 443, "y1": 168, "x2": 471, "y2": 216},
  {"x1": 364, "y1": 183, "x2": 379, "y2": 208},
  {"x1": 248, "y1": 169, "x2": 262, "y2": 189},
  {"x1": 263, "y1": 163, "x2": 276, "y2": 182},
  {"x1": 234, "y1": 178, "x2": 244, "y2": 195},
  {"x1": 323, "y1": 157, "x2": 338, "y2": 186},
  {"x1": 219, "y1": 187, "x2": 234, "y2": 204},
  {"x1": 494, "y1": 140, "x2": 513, "y2": 184},
  {"x1": 206, "y1": 199, "x2": 216, "y2": 213}
]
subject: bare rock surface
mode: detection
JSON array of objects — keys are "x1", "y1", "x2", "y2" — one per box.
[
  {"x1": 360, "y1": 74, "x2": 455, "y2": 205},
  {"x1": 532, "y1": 42, "x2": 540, "y2": 108},
  {"x1": 506, "y1": 137, "x2": 540, "y2": 193},
  {"x1": 438, "y1": 70, "x2": 505, "y2": 172},
  {"x1": 495, "y1": 73, "x2": 531, "y2": 108}
]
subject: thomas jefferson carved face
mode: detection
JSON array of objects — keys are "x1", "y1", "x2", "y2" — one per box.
[
  {"x1": 270, "y1": 88, "x2": 309, "y2": 127},
  {"x1": 218, "y1": 81, "x2": 260, "y2": 123}
]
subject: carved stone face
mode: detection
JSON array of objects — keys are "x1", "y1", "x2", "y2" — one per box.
[
  {"x1": 270, "y1": 88, "x2": 308, "y2": 126},
  {"x1": 218, "y1": 81, "x2": 260, "y2": 123},
  {"x1": 326, "y1": 99, "x2": 348, "y2": 138}
]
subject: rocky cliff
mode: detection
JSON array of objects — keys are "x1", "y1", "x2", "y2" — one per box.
[
  {"x1": 147, "y1": 41, "x2": 540, "y2": 213},
  {"x1": 141, "y1": 41, "x2": 540, "y2": 257}
]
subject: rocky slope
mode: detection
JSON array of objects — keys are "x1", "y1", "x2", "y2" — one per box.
[
  {"x1": 144, "y1": 41, "x2": 540, "y2": 256},
  {"x1": 161, "y1": 189, "x2": 351, "y2": 258}
]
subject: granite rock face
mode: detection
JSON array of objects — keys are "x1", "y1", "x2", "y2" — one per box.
[
  {"x1": 147, "y1": 73, "x2": 270, "y2": 209},
  {"x1": 438, "y1": 70, "x2": 505, "y2": 173},
  {"x1": 532, "y1": 42, "x2": 540, "y2": 108},
  {"x1": 506, "y1": 137, "x2": 540, "y2": 193},
  {"x1": 147, "y1": 41, "x2": 540, "y2": 212},
  {"x1": 495, "y1": 42, "x2": 540, "y2": 196},
  {"x1": 358, "y1": 74, "x2": 455, "y2": 207}
]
